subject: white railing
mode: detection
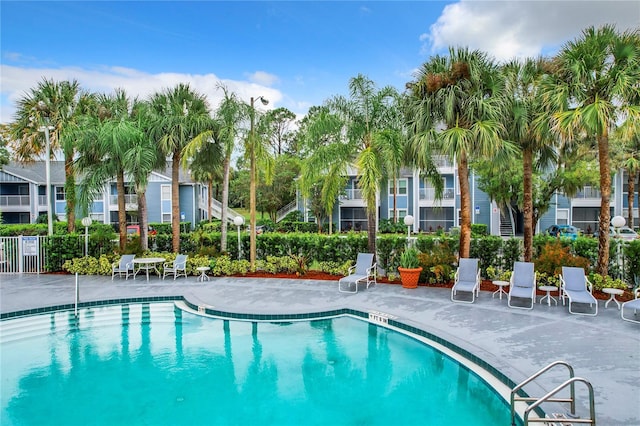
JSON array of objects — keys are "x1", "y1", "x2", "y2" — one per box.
[
  {"x1": 419, "y1": 187, "x2": 455, "y2": 200},
  {"x1": 0, "y1": 195, "x2": 31, "y2": 207},
  {"x1": 208, "y1": 197, "x2": 241, "y2": 223},
  {"x1": 433, "y1": 155, "x2": 454, "y2": 169},
  {"x1": 340, "y1": 188, "x2": 363, "y2": 200},
  {"x1": 574, "y1": 187, "x2": 601, "y2": 199},
  {"x1": 276, "y1": 201, "x2": 298, "y2": 222},
  {"x1": 109, "y1": 194, "x2": 138, "y2": 205}
]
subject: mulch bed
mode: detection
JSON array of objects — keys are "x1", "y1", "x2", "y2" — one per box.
[{"x1": 233, "y1": 272, "x2": 635, "y2": 302}]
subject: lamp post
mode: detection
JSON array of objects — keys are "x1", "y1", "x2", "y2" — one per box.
[
  {"x1": 249, "y1": 95, "x2": 268, "y2": 270},
  {"x1": 611, "y1": 215, "x2": 626, "y2": 279},
  {"x1": 404, "y1": 215, "x2": 414, "y2": 246},
  {"x1": 81, "y1": 217, "x2": 93, "y2": 256},
  {"x1": 233, "y1": 216, "x2": 245, "y2": 260}
]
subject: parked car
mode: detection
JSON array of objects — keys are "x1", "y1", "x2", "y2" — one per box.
[
  {"x1": 126, "y1": 225, "x2": 157, "y2": 236},
  {"x1": 615, "y1": 226, "x2": 638, "y2": 241},
  {"x1": 593, "y1": 226, "x2": 639, "y2": 241},
  {"x1": 545, "y1": 224, "x2": 581, "y2": 240}
]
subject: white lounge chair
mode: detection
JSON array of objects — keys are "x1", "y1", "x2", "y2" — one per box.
[
  {"x1": 338, "y1": 253, "x2": 376, "y2": 294},
  {"x1": 451, "y1": 258, "x2": 480, "y2": 303},
  {"x1": 621, "y1": 287, "x2": 640, "y2": 324},
  {"x1": 112, "y1": 254, "x2": 135, "y2": 280},
  {"x1": 560, "y1": 266, "x2": 597, "y2": 316},
  {"x1": 508, "y1": 262, "x2": 536, "y2": 310},
  {"x1": 163, "y1": 254, "x2": 188, "y2": 280}
]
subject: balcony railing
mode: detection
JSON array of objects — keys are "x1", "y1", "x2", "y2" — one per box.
[
  {"x1": 419, "y1": 187, "x2": 455, "y2": 200},
  {"x1": 109, "y1": 194, "x2": 138, "y2": 205},
  {"x1": 433, "y1": 155, "x2": 454, "y2": 169},
  {"x1": 340, "y1": 189, "x2": 363, "y2": 200},
  {"x1": 574, "y1": 187, "x2": 602, "y2": 199},
  {"x1": 0, "y1": 195, "x2": 30, "y2": 207}
]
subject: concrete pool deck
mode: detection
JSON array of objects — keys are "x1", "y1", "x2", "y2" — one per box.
[{"x1": 1, "y1": 273, "x2": 638, "y2": 425}]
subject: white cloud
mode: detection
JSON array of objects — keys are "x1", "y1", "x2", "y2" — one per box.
[
  {"x1": 0, "y1": 64, "x2": 284, "y2": 123},
  {"x1": 246, "y1": 70, "x2": 280, "y2": 86},
  {"x1": 422, "y1": 0, "x2": 640, "y2": 62}
]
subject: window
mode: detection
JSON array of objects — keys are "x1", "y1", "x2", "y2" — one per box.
[
  {"x1": 55, "y1": 186, "x2": 65, "y2": 201},
  {"x1": 161, "y1": 184, "x2": 172, "y2": 223},
  {"x1": 389, "y1": 209, "x2": 407, "y2": 219},
  {"x1": 557, "y1": 209, "x2": 569, "y2": 225},
  {"x1": 389, "y1": 179, "x2": 408, "y2": 195}
]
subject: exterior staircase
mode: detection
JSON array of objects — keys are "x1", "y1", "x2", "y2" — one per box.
[{"x1": 500, "y1": 208, "x2": 514, "y2": 237}]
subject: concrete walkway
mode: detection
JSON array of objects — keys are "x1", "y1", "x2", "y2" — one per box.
[{"x1": 1, "y1": 273, "x2": 638, "y2": 425}]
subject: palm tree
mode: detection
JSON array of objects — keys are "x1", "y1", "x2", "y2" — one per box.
[
  {"x1": 502, "y1": 57, "x2": 558, "y2": 262},
  {"x1": 540, "y1": 25, "x2": 640, "y2": 276},
  {"x1": 148, "y1": 84, "x2": 213, "y2": 253},
  {"x1": 406, "y1": 48, "x2": 513, "y2": 258},
  {"x1": 181, "y1": 121, "x2": 223, "y2": 228},
  {"x1": 245, "y1": 96, "x2": 274, "y2": 269},
  {"x1": 299, "y1": 106, "x2": 347, "y2": 234},
  {"x1": 126, "y1": 100, "x2": 164, "y2": 251},
  {"x1": 302, "y1": 75, "x2": 400, "y2": 253},
  {"x1": 214, "y1": 86, "x2": 245, "y2": 253},
  {"x1": 74, "y1": 90, "x2": 146, "y2": 251},
  {"x1": 12, "y1": 78, "x2": 87, "y2": 232}
]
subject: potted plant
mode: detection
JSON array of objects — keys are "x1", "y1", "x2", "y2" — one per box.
[{"x1": 398, "y1": 248, "x2": 423, "y2": 289}]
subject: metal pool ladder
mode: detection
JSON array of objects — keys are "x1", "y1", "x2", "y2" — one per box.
[{"x1": 510, "y1": 360, "x2": 596, "y2": 426}]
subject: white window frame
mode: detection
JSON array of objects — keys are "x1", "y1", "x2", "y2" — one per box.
[
  {"x1": 161, "y1": 184, "x2": 171, "y2": 224},
  {"x1": 55, "y1": 186, "x2": 66, "y2": 201}
]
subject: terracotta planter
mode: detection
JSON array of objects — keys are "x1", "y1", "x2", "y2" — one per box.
[{"x1": 398, "y1": 267, "x2": 423, "y2": 289}]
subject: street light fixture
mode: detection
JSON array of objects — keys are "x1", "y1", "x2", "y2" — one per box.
[
  {"x1": 404, "y1": 215, "x2": 414, "y2": 244},
  {"x1": 81, "y1": 217, "x2": 93, "y2": 256},
  {"x1": 611, "y1": 215, "x2": 626, "y2": 279},
  {"x1": 233, "y1": 216, "x2": 245, "y2": 260},
  {"x1": 249, "y1": 95, "x2": 268, "y2": 270}
]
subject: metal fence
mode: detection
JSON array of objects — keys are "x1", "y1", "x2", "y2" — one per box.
[{"x1": 0, "y1": 236, "x2": 48, "y2": 274}]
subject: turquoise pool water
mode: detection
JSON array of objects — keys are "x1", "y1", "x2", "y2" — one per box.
[{"x1": 1, "y1": 303, "x2": 512, "y2": 425}]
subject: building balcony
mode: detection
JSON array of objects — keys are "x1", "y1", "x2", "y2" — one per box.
[
  {"x1": 0, "y1": 195, "x2": 32, "y2": 211},
  {"x1": 109, "y1": 194, "x2": 138, "y2": 210},
  {"x1": 419, "y1": 187, "x2": 455, "y2": 206}
]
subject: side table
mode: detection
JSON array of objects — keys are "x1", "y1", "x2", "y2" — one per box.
[
  {"x1": 539, "y1": 285, "x2": 558, "y2": 306},
  {"x1": 492, "y1": 280, "x2": 509, "y2": 300},
  {"x1": 196, "y1": 266, "x2": 210, "y2": 282},
  {"x1": 603, "y1": 288, "x2": 624, "y2": 309}
]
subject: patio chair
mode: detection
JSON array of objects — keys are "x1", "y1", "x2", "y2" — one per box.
[
  {"x1": 507, "y1": 261, "x2": 536, "y2": 310},
  {"x1": 560, "y1": 266, "x2": 597, "y2": 316},
  {"x1": 621, "y1": 287, "x2": 640, "y2": 324},
  {"x1": 451, "y1": 258, "x2": 480, "y2": 303},
  {"x1": 338, "y1": 253, "x2": 376, "y2": 294},
  {"x1": 112, "y1": 254, "x2": 135, "y2": 280},
  {"x1": 163, "y1": 254, "x2": 188, "y2": 280}
]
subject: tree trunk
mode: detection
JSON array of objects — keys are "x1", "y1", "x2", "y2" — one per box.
[
  {"x1": 628, "y1": 171, "x2": 635, "y2": 229},
  {"x1": 138, "y1": 189, "x2": 148, "y2": 251},
  {"x1": 220, "y1": 155, "x2": 231, "y2": 252},
  {"x1": 458, "y1": 152, "x2": 471, "y2": 259},
  {"x1": 208, "y1": 179, "x2": 213, "y2": 225},
  {"x1": 116, "y1": 171, "x2": 127, "y2": 253},
  {"x1": 367, "y1": 208, "x2": 376, "y2": 255},
  {"x1": 65, "y1": 154, "x2": 76, "y2": 233},
  {"x1": 171, "y1": 152, "x2": 181, "y2": 253},
  {"x1": 250, "y1": 146, "x2": 257, "y2": 271},
  {"x1": 393, "y1": 178, "x2": 397, "y2": 222},
  {"x1": 596, "y1": 133, "x2": 611, "y2": 276},
  {"x1": 522, "y1": 146, "x2": 534, "y2": 262}
]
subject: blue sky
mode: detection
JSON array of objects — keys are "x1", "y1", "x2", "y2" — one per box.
[{"x1": 1, "y1": 1, "x2": 637, "y2": 123}]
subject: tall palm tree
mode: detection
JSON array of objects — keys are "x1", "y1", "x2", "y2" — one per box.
[
  {"x1": 148, "y1": 84, "x2": 213, "y2": 253},
  {"x1": 540, "y1": 25, "x2": 640, "y2": 275},
  {"x1": 302, "y1": 75, "x2": 400, "y2": 253},
  {"x1": 12, "y1": 78, "x2": 87, "y2": 232},
  {"x1": 126, "y1": 99, "x2": 164, "y2": 251},
  {"x1": 181, "y1": 121, "x2": 223, "y2": 227},
  {"x1": 502, "y1": 57, "x2": 558, "y2": 262},
  {"x1": 299, "y1": 106, "x2": 346, "y2": 234},
  {"x1": 215, "y1": 86, "x2": 245, "y2": 253},
  {"x1": 406, "y1": 48, "x2": 513, "y2": 258},
  {"x1": 74, "y1": 90, "x2": 145, "y2": 251},
  {"x1": 245, "y1": 97, "x2": 274, "y2": 269}
]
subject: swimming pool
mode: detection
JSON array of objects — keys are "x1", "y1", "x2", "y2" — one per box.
[{"x1": 1, "y1": 302, "x2": 514, "y2": 425}]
